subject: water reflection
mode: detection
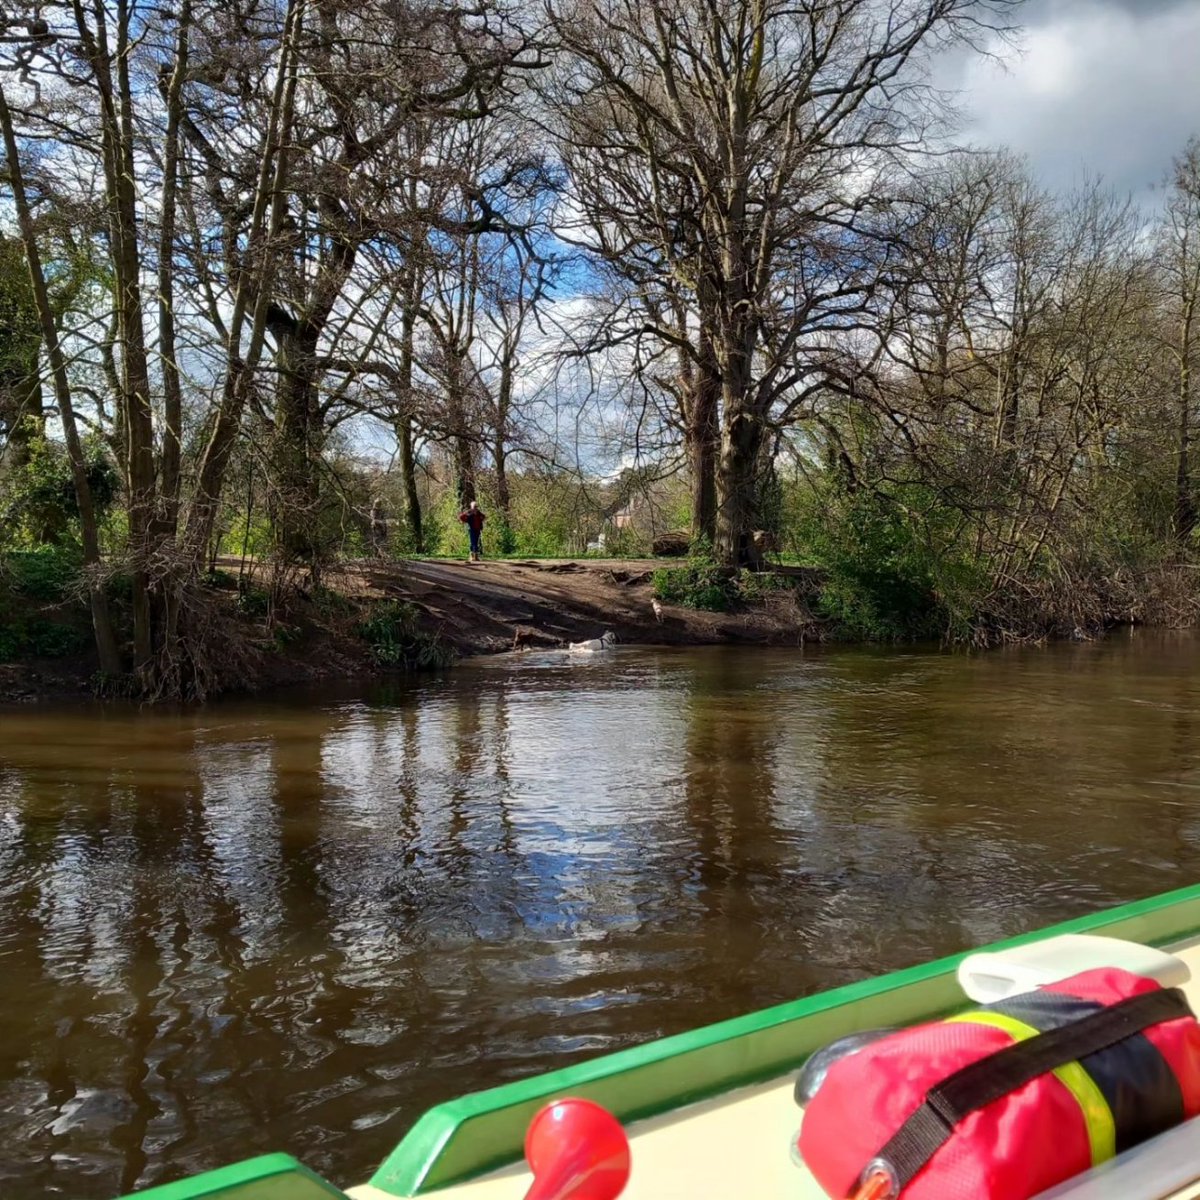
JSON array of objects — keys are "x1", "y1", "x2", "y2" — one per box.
[{"x1": 3, "y1": 635, "x2": 1200, "y2": 1197}]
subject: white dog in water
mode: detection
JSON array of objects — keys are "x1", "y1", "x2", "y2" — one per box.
[{"x1": 568, "y1": 631, "x2": 617, "y2": 653}]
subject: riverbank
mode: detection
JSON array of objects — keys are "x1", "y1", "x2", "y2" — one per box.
[
  {"x1": 0, "y1": 557, "x2": 824, "y2": 704},
  {"x1": 341, "y1": 557, "x2": 822, "y2": 653}
]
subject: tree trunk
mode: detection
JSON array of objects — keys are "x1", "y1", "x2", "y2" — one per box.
[
  {"x1": 396, "y1": 417, "x2": 424, "y2": 555},
  {"x1": 0, "y1": 85, "x2": 123, "y2": 676},
  {"x1": 446, "y1": 348, "x2": 476, "y2": 507},
  {"x1": 80, "y1": 0, "x2": 159, "y2": 679},
  {"x1": 454, "y1": 431, "x2": 476, "y2": 507},
  {"x1": 494, "y1": 348, "x2": 513, "y2": 520},
  {"x1": 686, "y1": 328, "x2": 720, "y2": 543},
  {"x1": 395, "y1": 293, "x2": 424, "y2": 553},
  {"x1": 182, "y1": 0, "x2": 303, "y2": 565},
  {"x1": 712, "y1": 251, "x2": 760, "y2": 566},
  {"x1": 116, "y1": 0, "x2": 158, "y2": 680},
  {"x1": 272, "y1": 322, "x2": 322, "y2": 563},
  {"x1": 715, "y1": 407, "x2": 764, "y2": 566},
  {"x1": 1177, "y1": 301, "x2": 1195, "y2": 541},
  {"x1": 494, "y1": 441, "x2": 510, "y2": 518},
  {"x1": 156, "y1": 0, "x2": 192, "y2": 540}
]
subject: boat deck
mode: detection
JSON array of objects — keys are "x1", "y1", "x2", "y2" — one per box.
[{"x1": 348, "y1": 935, "x2": 1200, "y2": 1200}]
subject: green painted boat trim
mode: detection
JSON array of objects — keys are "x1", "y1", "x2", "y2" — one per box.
[
  {"x1": 371, "y1": 882, "x2": 1200, "y2": 1196},
  {"x1": 116, "y1": 1154, "x2": 349, "y2": 1200}
]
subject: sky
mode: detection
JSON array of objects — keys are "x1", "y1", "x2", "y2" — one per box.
[{"x1": 940, "y1": 0, "x2": 1200, "y2": 203}]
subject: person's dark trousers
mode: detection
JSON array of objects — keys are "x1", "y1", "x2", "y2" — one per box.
[{"x1": 469, "y1": 528, "x2": 482, "y2": 557}]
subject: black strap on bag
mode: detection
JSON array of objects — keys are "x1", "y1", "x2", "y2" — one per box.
[{"x1": 867, "y1": 987, "x2": 1192, "y2": 1193}]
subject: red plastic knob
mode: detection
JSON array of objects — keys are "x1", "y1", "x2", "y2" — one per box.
[{"x1": 523, "y1": 1098, "x2": 632, "y2": 1200}]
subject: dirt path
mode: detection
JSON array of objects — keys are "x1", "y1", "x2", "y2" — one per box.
[{"x1": 332, "y1": 557, "x2": 819, "y2": 656}]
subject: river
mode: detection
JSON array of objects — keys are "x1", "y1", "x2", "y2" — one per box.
[{"x1": 3, "y1": 634, "x2": 1200, "y2": 1198}]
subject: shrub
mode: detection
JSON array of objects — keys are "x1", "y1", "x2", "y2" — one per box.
[
  {"x1": 2, "y1": 544, "x2": 82, "y2": 602},
  {"x1": 236, "y1": 585, "x2": 271, "y2": 619},
  {"x1": 653, "y1": 544, "x2": 738, "y2": 612},
  {"x1": 795, "y1": 478, "x2": 984, "y2": 640},
  {"x1": 737, "y1": 570, "x2": 796, "y2": 603},
  {"x1": 493, "y1": 517, "x2": 518, "y2": 555},
  {"x1": 2, "y1": 436, "x2": 119, "y2": 545},
  {"x1": 0, "y1": 616, "x2": 86, "y2": 662},
  {"x1": 203, "y1": 568, "x2": 239, "y2": 591},
  {"x1": 356, "y1": 599, "x2": 452, "y2": 669},
  {"x1": 311, "y1": 584, "x2": 355, "y2": 617}
]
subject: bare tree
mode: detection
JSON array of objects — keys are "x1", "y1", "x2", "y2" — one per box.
[
  {"x1": 547, "y1": 0, "x2": 1019, "y2": 563},
  {"x1": 1160, "y1": 139, "x2": 1200, "y2": 542}
]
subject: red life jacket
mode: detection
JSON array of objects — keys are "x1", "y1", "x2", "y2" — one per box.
[{"x1": 798, "y1": 968, "x2": 1200, "y2": 1200}]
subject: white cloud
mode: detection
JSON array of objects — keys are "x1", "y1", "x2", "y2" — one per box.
[{"x1": 943, "y1": 1, "x2": 1200, "y2": 200}]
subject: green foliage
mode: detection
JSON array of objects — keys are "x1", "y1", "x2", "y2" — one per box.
[
  {"x1": 602, "y1": 524, "x2": 648, "y2": 557},
  {"x1": 356, "y1": 599, "x2": 452, "y2": 669},
  {"x1": 271, "y1": 621, "x2": 303, "y2": 650},
  {"x1": 417, "y1": 502, "x2": 445, "y2": 557},
  {"x1": 493, "y1": 516, "x2": 518, "y2": 555},
  {"x1": 2, "y1": 543, "x2": 82, "y2": 601},
  {"x1": 755, "y1": 465, "x2": 785, "y2": 539},
  {"x1": 508, "y1": 474, "x2": 589, "y2": 557},
  {"x1": 795, "y1": 477, "x2": 984, "y2": 640},
  {"x1": 2, "y1": 436, "x2": 119, "y2": 545},
  {"x1": 235, "y1": 584, "x2": 271, "y2": 619},
  {"x1": 203, "y1": 568, "x2": 239, "y2": 591},
  {"x1": 218, "y1": 511, "x2": 274, "y2": 560},
  {"x1": 0, "y1": 616, "x2": 86, "y2": 662},
  {"x1": 0, "y1": 239, "x2": 40, "y2": 382},
  {"x1": 737, "y1": 569, "x2": 796, "y2": 603},
  {"x1": 427, "y1": 491, "x2": 467, "y2": 557},
  {"x1": 653, "y1": 543, "x2": 737, "y2": 611},
  {"x1": 311, "y1": 584, "x2": 355, "y2": 617}
]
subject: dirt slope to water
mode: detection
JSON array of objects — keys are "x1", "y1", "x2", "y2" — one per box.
[
  {"x1": 0, "y1": 558, "x2": 821, "y2": 703},
  {"x1": 335, "y1": 557, "x2": 820, "y2": 656}
]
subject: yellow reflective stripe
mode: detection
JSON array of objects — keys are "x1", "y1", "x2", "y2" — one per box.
[{"x1": 947, "y1": 1011, "x2": 1116, "y2": 1166}]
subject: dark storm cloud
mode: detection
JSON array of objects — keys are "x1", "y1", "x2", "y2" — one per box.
[{"x1": 1024, "y1": 0, "x2": 1198, "y2": 21}]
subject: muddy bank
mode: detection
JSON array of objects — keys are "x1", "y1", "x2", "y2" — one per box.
[
  {"x1": 0, "y1": 557, "x2": 821, "y2": 705},
  {"x1": 337, "y1": 558, "x2": 822, "y2": 656}
]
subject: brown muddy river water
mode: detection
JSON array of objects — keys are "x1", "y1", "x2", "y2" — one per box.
[{"x1": 3, "y1": 636, "x2": 1200, "y2": 1198}]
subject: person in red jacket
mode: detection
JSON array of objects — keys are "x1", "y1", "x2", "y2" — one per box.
[{"x1": 458, "y1": 500, "x2": 486, "y2": 562}]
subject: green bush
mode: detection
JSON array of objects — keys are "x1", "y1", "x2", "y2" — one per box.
[
  {"x1": 653, "y1": 545, "x2": 737, "y2": 612},
  {"x1": 311, "y1": 584, "x2": 354, "y2": 617},
  {"x1": 356, "y1": 599, "x2": 452, "y2": 670},
  {"x1": 271, "y1": 622, "x2": 303, "y2": 650},
  {"x1": 2, "y1": 544, "x2": 83, "y2": 601},
  {"x1": 236, "y1": 585, "x2": 271, "y2": 618},
  {"x1": 737, "y1": 570, "x2": 796, "y2": 603},
  {"x1": 0, "y1": 623, "x2": 21, "y2": 662},
  {"x1": 203, "y1": 568, "x2": 239, "y2": 591},
  {"x1": 0, "y1": 616, "x2": 86, "y2": 662},
  {"x1": 602, "y1": 525, "x2": 649, "y2": 557},
  {"x1": 795, "y1": 478, "x2": 982, "y2": 640},
  {"x1": 494, "y1": 517, "x2": 518, "y2": 555},
  {"x1": 2, "y1": 436, "x2": 119, "y2": 545}
]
